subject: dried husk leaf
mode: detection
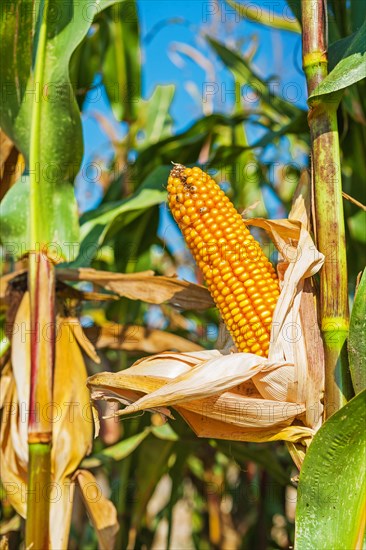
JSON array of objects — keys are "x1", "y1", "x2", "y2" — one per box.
[
  {"x1": 0, "y1": 363, "x2": 12, "y2": 408},
  {"x1": 0, "y1": 130, "x2": 23, "y2": 200},
  {"x1": 89, "y1": 352, "x2": 292, "y2": 412},
  {"x1": 0, "y1": 293, "x2": 94, "y2": 549},
  {"x1": 0, "y1": 271, "x2": 26, "y2": 301},
  {"x1": 66, "y1": 318, "x2": 101, "y2": 363},
  {"x1": 178, "y1": 408, "x2": 314, "y2": 443},
  {"x1": 57, "y1": 268, "x2": 214, "y2": 310},
  {"x1": 88, "y1": 196, "x2": 325, "y2": 446},
  {"x1": 84, "y1": 323, "x2": 203, "y2": 353},
  {"x1": 75, "y1": 469, "x2": 119, "y2": 550},
  {"x1": 0, "y1": 514, "x2": 21, "y2": 536},
  {"x1": 1, "y1": 268, "x2": 214, "y2": 311},
  {"x1": 245, "y1": 192, "x2": 324, "y2": 430}
]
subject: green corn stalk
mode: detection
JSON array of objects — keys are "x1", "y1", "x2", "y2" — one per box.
[
  {"x1": 301, "y1": 0, "x2": 353, "y2": 418},
  {"x1": 25, "y1": 0, "x2": 55, "y2": 547}
]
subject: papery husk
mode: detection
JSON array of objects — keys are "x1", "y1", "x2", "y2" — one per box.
[
  {"x1": 0, "y1": 129, "x2": 23, "y2": 201},
  {"x1": 0, "y1": 514, "x2": 21, "y2": 536},
  {"x1": 74, "y1": 469, "x2": 119, "y2": 550},
  {"x1": 0, "y1": 293, "x2": 94, "y2": 549},
  {"x1": 84, "y1": 323, "x2": 203, "y2": 353},
  {"x1": 57, "y1": 268, "x2": 214, "y2": 310},
  {"x1": 1, "y1": 268, "x2": 214, "y2": 311},
  {"x1": 88, "y1": 195, "x2": 325, "y2": 448}
]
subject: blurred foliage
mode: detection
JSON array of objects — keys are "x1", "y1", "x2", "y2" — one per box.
[{"x1": 0, "y1": 0, "x2": 365, "y2": 548}]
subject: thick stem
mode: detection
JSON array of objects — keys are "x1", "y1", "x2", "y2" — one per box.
[
  {"x1": 28, "y1": 253, "x2": 55, "y2": 439},
  {"x1": 301, "y1": 0, "x2": 352, "y2": 417},
  {"x1": 26, "y1": 1, "x2": 55, "y2": 547},
  {"x1": 26, "y1": 253, "x2": 55, "y2": 550},
  {"x1": 25, "y1": 443, "x2": 52, "y2": 549}
]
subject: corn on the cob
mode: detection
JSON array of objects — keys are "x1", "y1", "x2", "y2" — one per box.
[{"x1": 167, "y1": 164, "x2": 280, "y2": 357}]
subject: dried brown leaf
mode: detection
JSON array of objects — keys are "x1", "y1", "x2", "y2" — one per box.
[
  {"x1": 57, "y1": 268, "x2": 214, "y2": 310},
  {"x1": 178, "y1": 407, "x2": 314, "y2": 443},
  {"x1": 0, "y1": 293, "x2": 93, "y2": 549},
  {"x1": 85, "y1": 323, "x2": 203, "y2": 353},
  {"x1": 75, "y1": 469, "x2": 119, "y2": 550},
  {"x1": 0, "y1": 514, "x2": 21, "y2": 536},
  {"x1": 291, "y1": 170, "x2": 311, "y2": 229},
  {"x1": 0, "y1": 130, "x2": 23, "y2": 200},
  {"x1": 0, "y1": 271, "x2": 26, "y2": 301},
  {"x1": 65, "y1": 318, "x2": 101, "y2": 363}
]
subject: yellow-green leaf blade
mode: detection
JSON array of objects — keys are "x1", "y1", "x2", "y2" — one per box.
[{"x1": 295, "y1": 390, "x2": 366, "y2": 549}]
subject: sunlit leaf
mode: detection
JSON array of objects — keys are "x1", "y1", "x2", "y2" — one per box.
[
  {"x1": 144, "y1": 85, "x2": 175, "y2": 144},
  {"x1": 151, "y1": 423, "x2": 179, "y2": 441},
  {"x1": 295, "y1": 391, "x2": 366, "y2": 550},
  {"x1": 83, "y1": 429, "x2": 151, "y2": 467},
  {"x1": 0, "y1": 176, "x2": 80, "y2": 262},
  {"x1": 0, "y1": 1, "x2": 119, "y2": 258},
  {"x1": 309, "y1": 20, "x2": 366, "y2": 101},
  {"x1": 135, "y1": 113, "x2": 262, "y2": 181}
]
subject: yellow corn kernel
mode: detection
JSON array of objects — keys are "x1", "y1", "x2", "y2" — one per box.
[{"x1": 167, "y1": 163, "x2": 280, "y2": 356}]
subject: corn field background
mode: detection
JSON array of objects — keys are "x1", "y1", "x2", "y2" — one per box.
[{"x1": 0, "y1": 1, "x2": 365, "y2": 549}]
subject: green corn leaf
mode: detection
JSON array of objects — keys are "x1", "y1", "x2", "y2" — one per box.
[
  {"x1": 226, "y1": 0, "x2": 301, "y2": 33},
  {"x1": 103, "y1": 1, "x2": 141, "y2": 121},
  {"x1": 0, "y1": 0, "x2": 119, "y2": 173},
  {"x1": 151, "y1": 423, "x2": 179, "y2": 441},
  {"x1": 207, "y1": 111, "x2": 308, "y2": 166},
  {"x1": 131, "y1": 436, "x2": 175, "y2": 529},
  {"x1": 295, "y1": 390, "x2": 366, "y2": 549},
  {"x1": 0, "y1": 175, "x2": 79, "y2": 262},
  {"x1": 82, "y1": 428, "x2": 151, "y2": 467},
  {"x1": 135, "y1": 112, "x2": 269, "y2": 181},
  {"x1": 0, "y1": 0, "x2": 122, "y2": 259},
  {"x1": 206, "y1": 38, "x2": 304, "y2": 120},
  {"x1": 71, "y1": 165, "x2": 169, "y2": 266},
  {"x1": 144, "y1": 85, "x2": 175, "y2": 145},
  {"x1": 350, "y1": 0, "x2": 366, "y2": 33},
  {"x1": 309, "y1": 19, "x2": 366, "y2": 102},
  {"x1": 348, "y1": 269, "x2": 366, "y2": 394},
  {"x1": 69, "y1": 13, "x2": 110, "y2": 111}
]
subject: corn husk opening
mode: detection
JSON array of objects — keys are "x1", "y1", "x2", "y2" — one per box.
[{"x1": 88, "y1": 186, "x2": 325, "y2": 451}]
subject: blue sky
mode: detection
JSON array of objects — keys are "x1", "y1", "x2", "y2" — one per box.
[
  {"x1": 78, "y1": 0, "x2": 306, "y2": 181},
  {"x1": 139, "y1": 0, "x2": 305, "y2": 128},
  {"x1": 75, "y1": 1, "x2": 308, "y2": 280}
]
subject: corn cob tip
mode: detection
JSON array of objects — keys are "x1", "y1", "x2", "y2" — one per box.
[
  {"x1": 167, "y1": 164, "x2": 280, "y2": 357},
  {"x1": 170, "y1": 162, "x2": 186, "y2": 180}
]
